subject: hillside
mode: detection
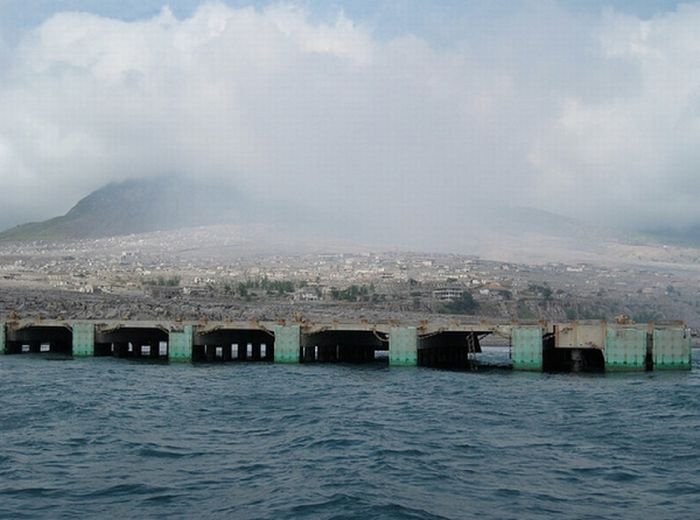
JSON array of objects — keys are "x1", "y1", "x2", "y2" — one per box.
[
  {"x1": 0, "y1": 177, "x2": 245, "y2": 240},
  {"x1": 1, "y1": 175, "x2": 681, "y2": 267}
]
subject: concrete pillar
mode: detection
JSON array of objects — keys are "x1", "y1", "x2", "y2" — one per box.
[
  {"x1": 0, "y1": 322, "x2": 5, "y2": 354},
  {"x1": 511, "y1": 327, "x2": 543, "y2": 371},
  {"x1": 169, "y1": 325, "x2": 193, "y2": 363},
  {"x1": 653, "y1": 327, "x2": 691, "y2": 370},
  {"x1": 72, "y1": 322, "x2": 95, "y2": 357},
  {"x1": 605, "y1": 327, "x2": 646, "y2": 371},
  {"x1": 389, "y1": 327, "x2": 417, "y2": 367},
  {"x1": 273, "y1": 325, "x2": 300, "y2": 363}
]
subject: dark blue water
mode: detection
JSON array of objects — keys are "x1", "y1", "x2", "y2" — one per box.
[{"x1": 1, "y1": 353, "x2": 699, "y2": 519}]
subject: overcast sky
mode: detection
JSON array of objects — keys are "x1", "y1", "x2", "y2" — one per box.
[{"x1": 0, "y1": 0, "x2": 697, "y2": 240}]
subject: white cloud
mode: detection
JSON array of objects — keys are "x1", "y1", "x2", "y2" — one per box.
[
  {"x1": 532, "y1": 4, "x2": 700, "y2": 229},
  {"x1": 0, "y1": 2, "x2": 699, "y2": 238}
]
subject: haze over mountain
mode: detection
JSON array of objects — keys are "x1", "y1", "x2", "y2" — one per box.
[
  {"x1": 6, "y1": 174, "x2": 700, "y2": 273},
  {"x1": 0, "y1": 174, "x2": 629, "y2": 260},
  {"x1": 0, "y1": 175, "x2": 367, "y2": 244},
  {"x1": 0, "y1": 177, "x2": 249, "y2": 240}
]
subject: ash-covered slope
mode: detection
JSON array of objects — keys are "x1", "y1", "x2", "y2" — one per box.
[{"x1": 0, "y1": 177, "x2": 246, "y2": 240}]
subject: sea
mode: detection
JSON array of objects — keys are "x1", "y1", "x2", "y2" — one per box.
[{"x1": 1, "y1": 350, "x2": 699, "y2": 519}]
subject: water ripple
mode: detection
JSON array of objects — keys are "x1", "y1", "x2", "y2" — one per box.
[{"x1": 0, "y1": 355, "x2": 699, "y2": 519}]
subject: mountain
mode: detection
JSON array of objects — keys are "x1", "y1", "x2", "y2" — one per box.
[
  {"x1": 644, "y1": 225, "x2": 700, "y2": 248},
  {"x1": 1, "y1": 175, "x2": 661, "y2": 267},
  {"x1": 0, "y1": 176, "x2": 247, "y2": 241},
  {"x1": 479, "y1": 206, "x2": 591, "y2": 238}
]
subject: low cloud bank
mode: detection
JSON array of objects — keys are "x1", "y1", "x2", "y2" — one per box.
[{"x1": 1, "y1": 2, "x2": 699, "y2": 241}]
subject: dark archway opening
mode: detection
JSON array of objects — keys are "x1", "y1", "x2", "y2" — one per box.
[
  {"x1": 418, "y1": 331, "x2": 483, "y2": 370},
  {"x1": 5, "y1": 326, "x2": 73, "y2": 355},
  {"x1": 300, "y1": 330, "x2": 387, "y2": 364},
  {"x1": 192, "y1": 329, "x2": 274, "y2": 363},
  {"x1": 95, "y1": 327, "x2": 169, "y2": 359}
]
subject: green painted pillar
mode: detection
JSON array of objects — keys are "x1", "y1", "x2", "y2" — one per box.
[
  {"x1": 389, "y1": 327, "x2": 417, "y2": 367},
  {"x1": 0, "y1": 322, "x2": 5, "y2": 354},
  {"x1": 169, "y1": 325, "x2": 193, "y2": 363},
  {"x1": 605, "y1": 327, "x2": 646, "y2": 371},
  {"x1": 653, "y1": 327, "x2": 691, "y2": 370},
  {"x1": 72, "y1": 322, "x2": 95, "y2": 357},
  {"x1": 511, "y1": 327, "x2": 543, "y2": 371},
  {"x1": 273, "y1": 325, "x2": 300, "y2": 363}
]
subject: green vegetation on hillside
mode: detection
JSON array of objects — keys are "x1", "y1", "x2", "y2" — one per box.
[{"x1": 440, "y1": 292, "x2": 479, "y2": 315}]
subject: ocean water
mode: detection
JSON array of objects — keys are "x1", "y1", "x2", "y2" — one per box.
[{"x1": 1, "y1": 352, "x2": 699, "y2": 519}]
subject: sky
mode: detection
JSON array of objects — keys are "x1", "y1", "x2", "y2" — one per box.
[{"x1": 0, "y1": 0, "x2": 698, "y2": 243}]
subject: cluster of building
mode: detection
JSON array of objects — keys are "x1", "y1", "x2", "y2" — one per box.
[{"x1": 1, "y1": 227, "x2": 700, "y2": 327}]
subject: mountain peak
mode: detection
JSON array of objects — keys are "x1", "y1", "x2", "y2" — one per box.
[{"x1": 0, "y1": 176, "x2": 242, "y2": 241}]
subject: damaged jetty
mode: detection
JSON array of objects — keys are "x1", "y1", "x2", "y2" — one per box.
[{"x1": 1, "y1": 319, "x2": 692, "y2": 372}]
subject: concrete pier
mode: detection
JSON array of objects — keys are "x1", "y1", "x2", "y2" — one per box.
[
  {"x1": 511, "y1": 327, "x2": 544, "y2": 371},
  {"x1": 72, "y1": 323, "x2": 95, "y2": 357},
  {"x1": 653, "y1": 327, "x2": 692, "y2": 370},
  {"x1": 605, "y1": 327, "x2": 648, "y2": 371},
  {"x1": 0, "y1": 319, "x2": 693, "y2": 372},
  {"x1": 389, "y1": 327, "x2": 417, "y2": 366},
  {"x1": 169, "y1": 325, "x2": 193, "y2": 363},
  {"x1": 273, "y1": 325, "x2": 301, "y2": 363}
]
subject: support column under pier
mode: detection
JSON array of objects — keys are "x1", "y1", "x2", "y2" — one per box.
[
  {"x1": 273, "y1": 325, "x2": 300, "y2": 364},
  {"x1": 653, "y1": 327, "x2": 691, "y2": 370},
  {"x1": 72, "y1": 322, "x2": 95, "y2": 357},
  {"x1": 0, "y1": 322, "x2": 5, "y2": 354},
  {"x1": 605, "y1": 327, "x2": 647, "y2": 371},
  {"x1": 389, "y1": 327, "x2": 417, "y2": 367},
  {"x1": 511, "y1": 327, "x2": 543, "y2": 371},
  {"x1": 169, "y1": 325, "x2": 193, "y2": 363}
]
